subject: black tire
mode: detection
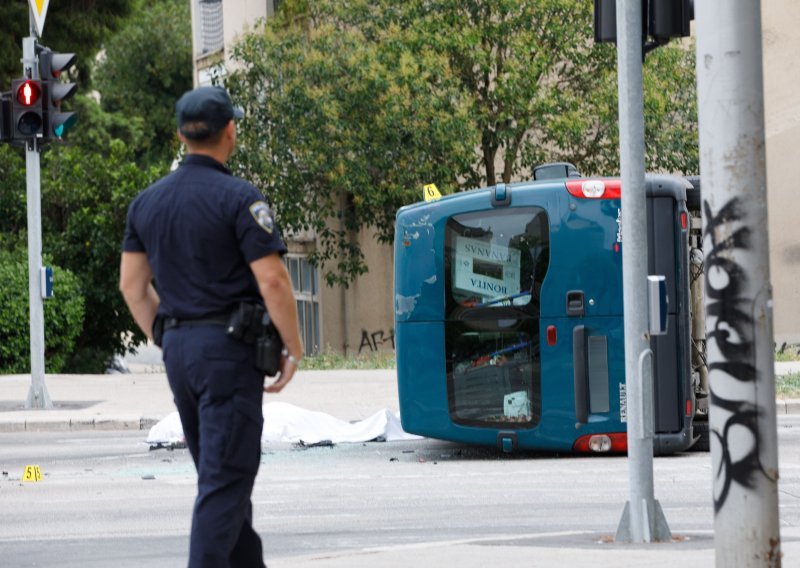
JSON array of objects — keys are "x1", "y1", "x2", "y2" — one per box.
[{"x1": 689, "y1": 419, "x2": 710, "y2": 452}]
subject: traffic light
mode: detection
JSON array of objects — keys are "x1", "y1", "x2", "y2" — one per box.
[
  {"x1": 594, "y1": 0, "x2": 694, "y2": 55},
  {"x1": 594, "y1": 0, "x2": 648, "y2": 44},
  {"x1": 11, "y1": 78, "x2": 44, "y2": 140},
  {"x1": 0, "y1": 93, "x2": 10, "y2": 143},
  {"x1": 38, "y1": 48, "x2": 77, "y2": 140},
  {"x1": 649, "y1": 0, "x2": 693, "y2": 40}
]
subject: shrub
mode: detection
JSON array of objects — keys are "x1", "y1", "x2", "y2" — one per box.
[
  {"x1": 42, "y1": 140, "x2": 164, "y2": 372},
  {"x1": 0, "y1": 249, "x2": 85, "y2": 374}
]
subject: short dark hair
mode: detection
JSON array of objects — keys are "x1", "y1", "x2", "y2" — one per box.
[
  {"x1": 180, "y1": 120, "x2": 224, "y2": 142},
  {"x1": 181, "y1": 121, "x2": 228, "y2": 147}
]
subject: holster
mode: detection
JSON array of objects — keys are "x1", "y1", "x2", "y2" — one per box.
[
  {"x1": 152, "y1": 314, "x2": 165, "y2": 348},
  {"x1": 227, "y1": 303, "x2": 284, "y2": 376}
]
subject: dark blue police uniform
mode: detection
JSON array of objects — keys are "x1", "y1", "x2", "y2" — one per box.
[{"x1": 123, "y1": 154, "x2": 286, "y2": 567}]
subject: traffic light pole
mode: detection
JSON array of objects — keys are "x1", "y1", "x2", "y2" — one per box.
[
  {"x1": 613, "y1": 0, "x2": 670, "y2": 543},
  {"x1": 22, "y1": 26, "x2": 52, "y2": 409},
  {"x1": 694, "y1": 1, "x2": 781, "y2": 565}
]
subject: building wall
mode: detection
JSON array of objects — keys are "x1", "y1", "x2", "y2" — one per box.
[
  {"x1": 222, "y1": 0, "x2": 267, "y2": 59},
  {"x1": 314, "y1": 194, "x2": 395, "y2": 356},
  {"x1": 319, "y1": 236, "x2": 395, "y2": 356},
  {"x1": 762, "y1": 1, "x2": 800, "y2": 344}
]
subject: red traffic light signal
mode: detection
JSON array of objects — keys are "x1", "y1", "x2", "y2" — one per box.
[
  {"x1": 15, "y1": 80, "x2": 42, "y2": 107},
  {"x1": 11, "y1": 78, "x2": 44, "y2": 139}
]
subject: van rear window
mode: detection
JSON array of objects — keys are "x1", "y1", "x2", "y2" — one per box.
[{"x1": 443, "y1": 208, "x2": 550, "y2": 428}]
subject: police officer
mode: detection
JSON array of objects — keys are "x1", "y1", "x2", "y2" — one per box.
[{"x1": 119, "y1": 86, "x2": 303, "y2": 567}]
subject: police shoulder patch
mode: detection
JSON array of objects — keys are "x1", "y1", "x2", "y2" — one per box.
[{"x1": 249, "y1": 201, "x2": 275, "y2": 234}]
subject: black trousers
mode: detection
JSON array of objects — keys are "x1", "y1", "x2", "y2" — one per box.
[{"x1": 163, "y1": 325, "x2": 266, "y2": 568}]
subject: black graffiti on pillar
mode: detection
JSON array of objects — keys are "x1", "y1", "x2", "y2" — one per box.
[
  {"x1": 358, "y1": 329, "x2": 396, "y2": 354},
  {"x1": 703, "y1": 197, "x2": 764, "y2": 514}
]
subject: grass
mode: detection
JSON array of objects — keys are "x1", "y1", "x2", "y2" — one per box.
[
  {"x1": 775, "y1": 343, "x2": 800, "y2": 362},
  {"x1": 775, "y1": 350, "x2": 800, "y2": 362},
  {"x1": 301, "y1": 348, "x2": 396, "y2": 371},
  {"x1": 776, "y1": 373, "x2": 800, "y2": 398},
  {"x1": 775, "y1": 345, "x2": 800, "y2": 397}
]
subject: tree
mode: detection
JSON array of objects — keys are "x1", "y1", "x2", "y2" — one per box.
[
  {"x1": 40, "y1": 140, "x2": 164, "y2": 371},
  {"x1": 308, "y1": 0, "x2": 698, "y2": 183},
  {"x1": 1, "y1": 2, "x2": 187, "y2": 371},
  {"x1": 227, "y1": 5, "x2": 480, "y2": 286},
  {"x1": 227, "y1": 0, "x2": 698, "y2": 286},
  {"x1": 0, "y1": 103, "x2": 163, "y2": 374},
  {"x1": 61, "y1": 93, "x2": 147, "y2": 157},
  {"x1": 0, "y1": 0, "x2": 134, "y2": 88},
  {"x1": 93, "y1": 0, "x2": 193, "y2": 166},
  {"x1": 0, "y1": 145, "x2": 27, "y2": 236}
]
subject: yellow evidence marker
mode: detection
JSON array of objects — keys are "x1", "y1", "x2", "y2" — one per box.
[
  {"x1": 423, "y1": 183, "x2": 442, "y2": 202},
  {"x1": 22, "y1": 465, "x2": 43, "y2": 482}
]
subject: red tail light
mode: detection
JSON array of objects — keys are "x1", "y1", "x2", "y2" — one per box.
[
  {"x1": 565, "y1": 179, "x2": 621, "y2": 200},
  {"x1": 546, "y1": 325, "x2": 557, "y2": 346},
  {"x1": 686, "y1": 399, "x2": 692, "y2": 417},
  {"x1": 573, "y1": 433, "x2": 628, "y2": 454},
  {"x1": 680, "y1": 211, "x2": 688, "y2": 230}
]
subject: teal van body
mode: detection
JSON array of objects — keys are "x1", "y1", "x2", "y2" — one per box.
[{"x1": 394, "y1": 174, "x2": 696, "y2": 453}]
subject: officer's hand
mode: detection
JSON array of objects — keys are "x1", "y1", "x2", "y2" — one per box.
[{"x1": 264, "y1": 352, "x2": 300, "y2": 393}]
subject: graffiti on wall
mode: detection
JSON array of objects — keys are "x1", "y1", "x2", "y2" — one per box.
[
  {"x1": 359, "y1": 328, "x2": 395, "y2": 354},
  {"x1": 704, "y1": 197, "x2": 766, "y2": 514}
]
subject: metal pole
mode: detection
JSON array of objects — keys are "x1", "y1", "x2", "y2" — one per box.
[
  {"x1": 22, "y1": 15, "x2": 51, "y2": 409},
  {"x1": 695, "y1": 1, "x2": 781, "y2": 565},
  {"x1": 614, "y1": 0, "x2": 670, "y2": 543}
]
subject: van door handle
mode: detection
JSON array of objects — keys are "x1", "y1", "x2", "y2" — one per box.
[
  {"x1": 573, "y1": 325, "x2": 589, "y2": 425},
  {"x1": 566, "y1": 290, "x2": 585, "y2": 317}
]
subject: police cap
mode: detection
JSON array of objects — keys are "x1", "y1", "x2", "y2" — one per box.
[{"x1": 176, "y1": 86, "x2": 244, "y2": 140}]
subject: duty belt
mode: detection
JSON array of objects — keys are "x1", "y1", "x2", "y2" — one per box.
[{"x1": 163, "y1": 313, "x2": 230, "y2": 331}]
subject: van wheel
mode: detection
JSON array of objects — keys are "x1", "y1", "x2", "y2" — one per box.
[{"x1": 689, "y1": 420, "x2": 710, "y2": 452}]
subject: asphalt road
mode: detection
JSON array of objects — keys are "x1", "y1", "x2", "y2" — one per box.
[{"x1": 2, "y1": 417, "x2": 799, "y2": 567}]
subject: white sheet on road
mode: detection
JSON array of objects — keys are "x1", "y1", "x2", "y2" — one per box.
[{"x1": 146, "y1": 402, "x2": 422, "y2": 446}]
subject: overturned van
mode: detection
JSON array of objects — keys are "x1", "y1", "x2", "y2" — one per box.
[{"x1": 394, "y1": 168, "x2": 706, "y2": 454}]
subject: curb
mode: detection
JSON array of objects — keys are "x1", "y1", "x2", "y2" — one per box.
[
  {"x1": 0, "y1": 416, "x2": 162, "y2": 433},
  {"x1": 777, "y1": 399, "x2": 800, "y2": 415}
]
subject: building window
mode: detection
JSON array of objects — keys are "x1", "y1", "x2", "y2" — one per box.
[
  {"x1": 199, "y1": 0, "x2": 224, "y2": 54},
  {"x1": 286, "y1": 255, "x2": 321, "y2": 356}
]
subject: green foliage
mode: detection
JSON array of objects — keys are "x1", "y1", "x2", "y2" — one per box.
[
  {"x1": 229, "y1": 1, "x2": 479, "y2": 286},
  {"x1": 0, "y1": 0, "x2": 134, "y2": 89},
  {"x1": 63, "y1": 94, "x2": 147, "y2": 157},
  {"x1": 93, "y1": 0, "x2": 193, "y2": 166},
  {"x1": 405, "y1": 0, "x2": 619, "y2": 184},
  {"x1": 228, "y1": 0, "x2": 698, "y2": 285},
  {"x1": 40, "y1": 140, "x2": 165, "y2": 372},
  {"x1": 775, "y1": 344, "x2": 800, "y2": 362},
  {"x1": 1, "y1": 1, "x2": 181, "y2": 372},
  {"x1": 776, "y1": 373, "x2": 800, "y2": 398},
  {"x1": 0, "y1": 145, "x2": 27, "y2": 235},
  {"x1": 0, "y1": 248, "x2": 85, "y2": 374}
]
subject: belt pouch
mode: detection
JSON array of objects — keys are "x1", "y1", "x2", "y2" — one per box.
[{"x1": 256, "y1": 334, "x2": 281, "y2": 377}]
